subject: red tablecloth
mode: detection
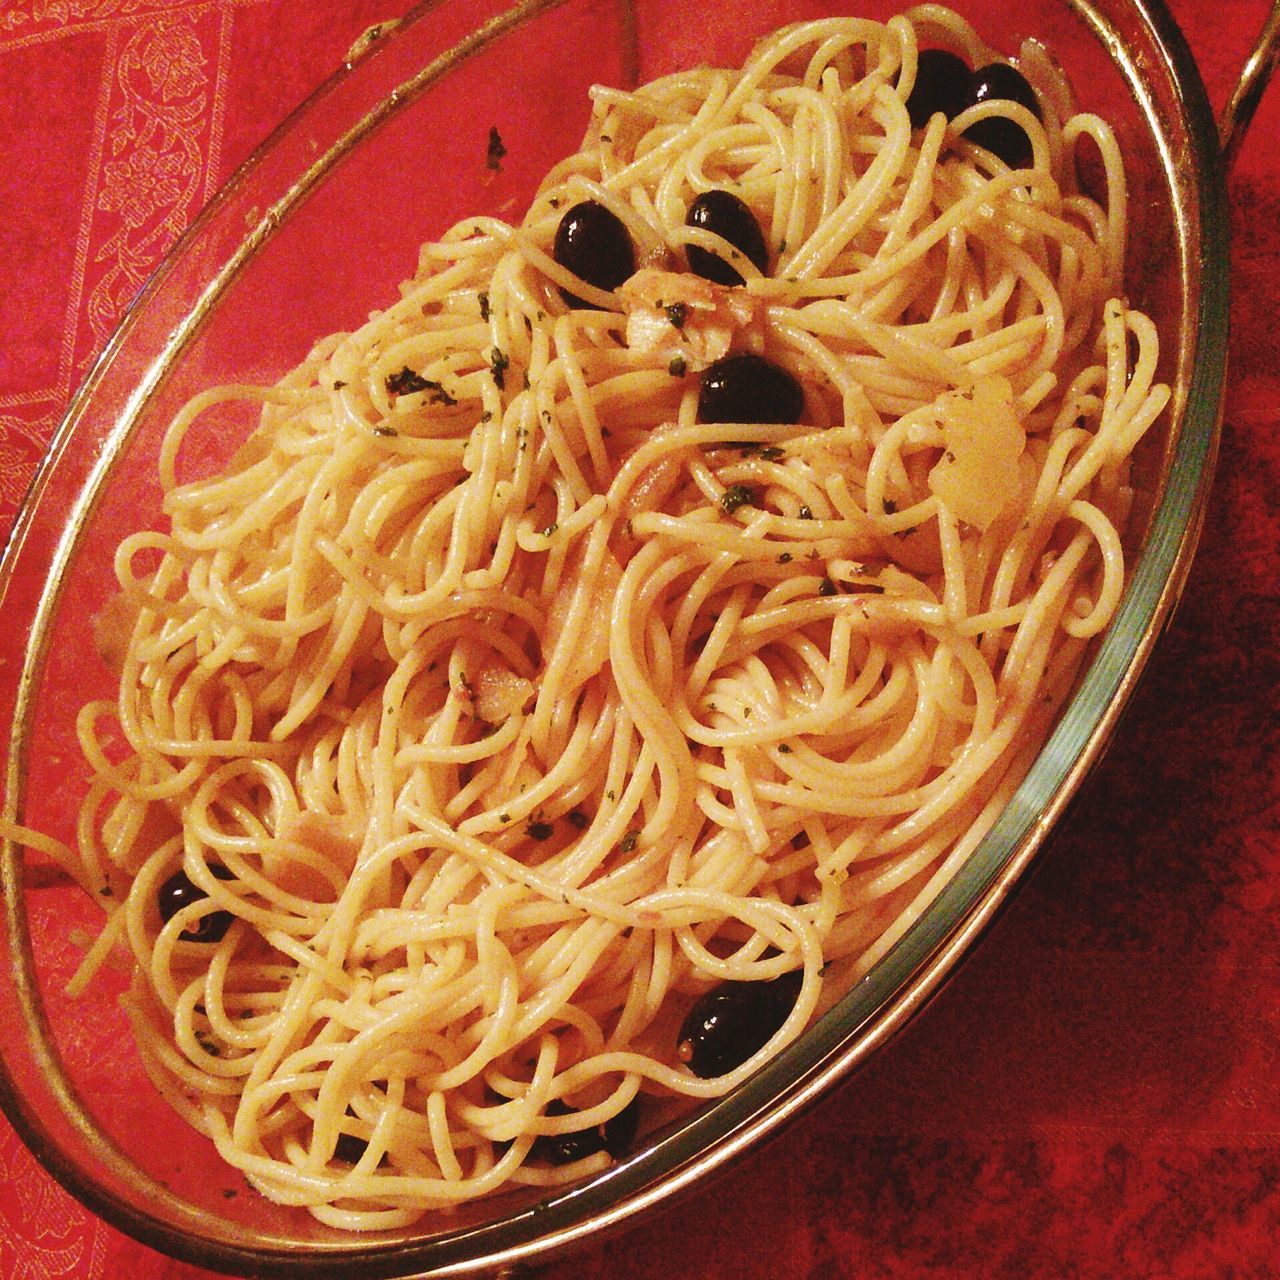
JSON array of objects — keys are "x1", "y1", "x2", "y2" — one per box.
[{"x1": 2, "y1": 1, "x2": 1278, "y2": 1275}]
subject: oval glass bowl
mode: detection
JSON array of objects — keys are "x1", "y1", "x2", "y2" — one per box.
[{"x1": 0, "y1": 0, "x2": 1227, "y2": 1274}]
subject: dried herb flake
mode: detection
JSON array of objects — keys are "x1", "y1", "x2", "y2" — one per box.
[
  {"x1": 486, "y1": 125, "x2": 507, "y2": 171},
  {"x1": 386, "y1": 366, "x2": 430, "y2": 397}
]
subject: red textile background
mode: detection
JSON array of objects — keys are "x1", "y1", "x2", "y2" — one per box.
[{"x1": 1, "y1": 0, "x2": 1277, "y2": 1275}]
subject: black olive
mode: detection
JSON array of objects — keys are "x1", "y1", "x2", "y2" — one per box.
[
  {"x1": 676, "y1": 971, "x2": 803, "y2": 1078},
  {"x1": 685, "y1": 189, "x2": 769, "y2": 286},
  {"x1": 601, "y1": 1097, "x2": 641, "y2": 1157},
  {"x1": 553, "y1": 200, "x2": 635, "y2": 309},
  {"x1": 905, "y1": 48, "x2": 971, "y2": 129},
  {"x1": 157, "y1": 864, "x2": 234, "y2": 943},
  {"x1": 530, "y1": 1097, "x2": 642, "y2": 1165},
  {"x1": 333, "y1": 1132, "x2": 370, "y2": 1164},
  {"x1": 697, "y1": 354, "x2": 804, "y2": 426},
  {"x1": 960, "y1": 63, "x2": 1041, "y2": 168}
]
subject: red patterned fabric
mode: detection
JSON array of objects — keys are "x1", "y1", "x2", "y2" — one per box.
[{"x1": 1, "y1": 0, "x2": 1278, "y2": 1275}]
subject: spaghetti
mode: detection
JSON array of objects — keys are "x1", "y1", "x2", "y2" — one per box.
[{"x1": 23, "y1": 8, "x2": 1168, "y2": 1227}]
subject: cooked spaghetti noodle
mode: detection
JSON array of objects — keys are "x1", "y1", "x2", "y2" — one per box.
[{"x1": 19, "y1": 8, "x2": 1168, "y2": 1227}]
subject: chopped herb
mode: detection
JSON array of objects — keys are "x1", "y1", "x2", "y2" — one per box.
[
  {"x1": 567, "y1": 810, "x2": 589, "y2": 829},
  {"x1": 373, "y1": 425, "x2": 398, "y2": 437},
  {"x1": 222, "y1": 1188, "x2": 237, "y2": 1200},
  {"x1": 500, "y1": 813, "x2": 511, "y2": 823},
  {"x1": 606, "y1": 789, "x2": 616, "y2": 802},
  {"x1": 883, "y1": 498, "x2": 898, "y2": 514},
  {"x1": 798, "y1": 505, "x2": 814, "y2": 520},
  {"x1": 778, "y1": 552, "x2": 793, "y2": 564},
  {"x1": 778, "y1": 743, "x2": 792, "y2": 753},
  {"x1": 480, "y1": 410, "x2": 493, "y2": 423},
  {"x1": 541, "y1": 523, "x2": 558, "y2": 537},
  {"x1": 479, "y1": 291, "x2": 491, "y2": 322},
  {"x1": 421, "y1": 380, "x2": 457, "y2": 406},
  {"x1": 944, "y1": 449, "x2": 956, "y2": 462},
  {"x1": 332, "y1": 380, "x2": 347, "y2": 390},
  {"x1": 777, "y1": 239, "x2": 787, "y2": 255},
  {"x1": 527, "y1": 821, "x2": 554, "y2": 841},
  {"x1": 819, "y1": 577, "x2": 838, "y2": 597},
  {"x1": 98, "y1": 885, "x2": 113, "y2": 897},
  {"x1": 486, "y1": 125, "x2": 507, "y2": 171},
  {"x1": 489, "y1": 347, "x2": 510, "y2": 390},
  {"x1": 665, "y1": 302, "x2": 688, "y2": 330},
  {"x1": 618, "y1": 829, "x2": 640, "y2": 854},
  {"x1": 721, "y1": 484, "x2": 756, "y2": 514},
  {"x1": 600, "y1": 133, "x2": 613, "y2": 142},
  {"x1": 743, "y1": 706, "x2": 752, "y2": 718},
  {"x1": 522, "y1": 370, "x2": 531, "y2": 391},
  {"x1": 760, "y1": 446, "x2": 785, "y2": 461},
  {"x1": 195, "y1": 1032, "x2": 221, "y2": 1058},
  {"x1": 668, "y1": 355, "x2": 687, "y2": 377},
  {"x1": 386, "y1": 366, "x2": 430, "y2": 397},
  {"x1": 549, "y1": 196, "x2": 562, "y2": 209}
]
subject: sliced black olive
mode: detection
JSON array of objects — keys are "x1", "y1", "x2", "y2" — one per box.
[
  {"x1": 157, "y1": 864, "x2": 234, "y2": 943},
  {"x1": 530, "y1": 1097, "x2": 642, "y2": 1165},
  {"x1": 676, "y1": 970, "x2": 803, "y2": 1078},
  {"x1": 905, "y1": 48, "x2": 971, "y2": 129},
  {"x1": 960, "y1": 63, "x2": 1041, "y2": 168},
  {"x1": 697, "y1": 354, "x2": 804, "y2": 426},
  {"x1": 553, "y1": 200, "x2": 635, "y2": 309},
  {"x1": 685, "y1": 189, "x2": 769, "y2": 286}
]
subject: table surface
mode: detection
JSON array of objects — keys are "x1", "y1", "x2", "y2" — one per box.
[{"x1": 2, "y1": 1, "x2": 1278, "y2": 1276}]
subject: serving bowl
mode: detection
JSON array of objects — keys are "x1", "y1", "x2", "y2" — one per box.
[{"x1": 0, "y1": 0, "x2": 1270, "y2": 1273}]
